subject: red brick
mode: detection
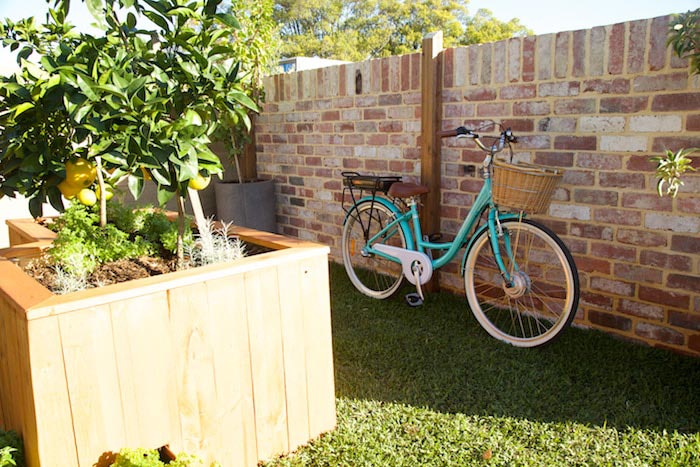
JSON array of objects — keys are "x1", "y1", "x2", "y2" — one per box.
[
  {"x1": 573, "y1": 188, "x2": 618, "y2": 206},
  {"x1": 617, "y1": 229, "x2": 666, "y2": 247},
  {"x1": 581, "y1": 291, "x2": 614, "y2": 309},
  {"x1": 639, "y1": 285, "x2": 690, "y2": 309},
  {"x1": 582, "y1": 78, "x2": 630, "y2": 94},
  {"x1": 411, "y1": 53, "x2": 421, "y2": 90},
  {"x1": 378, "y1": 94, "x2": 402, "y2": 106},
  {"x1": 364, "y1": 108, "x2": 386, "y2": 120},
  {"x1": 513, "y1": 100, "x2": 551, "y2": 116},
  {"x1": 500, "y1": 84, "x2": 537, "y2": 100},
  {"x1": 600, "y1": 97, "x2": 648, "y2": 113},
  {"x1": 554, "y1": 136, "x2": 597, "y2": 150},
  {"x1": 554, "y1": 98, "x2": 597, "y2": 115},
  {"x1": 599, "y1": 172, "x2": 645, "y2": 189},
  {"x1": 321, "y1": 110, "x2": 339, "y2": 121},
  {"x1": 687, "y1": 114, "x2": 700, "y2": 131},
  {"x1": 442, "y1": 48, "x2": 453, "y2": 88},
  {"x1": 671, "y1": 235, "x2": 700, "y2": 255},
  {"x1": 667, "y1": 274, "x2": 700, "y2": 293},
  {"x1": 591, "y1": 277, "x2": 635, "y2": 296},
  {"x1": 648, "y1": 16, "x2": 670, "y2": 71},
  {"x1": 621, "y1": 193, "x2": 673, "y2": 211},
  {"x1": 633, "y1": 73, "x2": 689, "y2": 92},
  {"x1": 594, "y1": 208, "x2": 642, "y2": 226},
  {"x1": 378, "y1": 121, "x2": 402, "y2": 132},
  {"x1": 572, "y1": 30, "x2": 587, "y2": 77},
  {"x1": 365, "y1": 159, "x2": 388, "y2": 171},
  {"x1": 626, "y1": 155, "x2": 657, "y2": 172},
  {"x1": 627, "y1": 19, "x2": 647, "y2": 73},
  {"x1": 465, "y1": 87, "x2": 497, "y2": 101},
  {"x1": 678, "y1": 197, "x2": 700, "y2": 214},
  {"x1": 589, "y1": 26, "x2": 606, "y2": 76},
  {"x1": 588, "y1": 310, "x2": 632, "y2": 331},
  {"x1": 570, "y1": 223, "x2": 613, "y2": 240},
  {"x1": 522, "y1": 36, "x2": 536, "y2": 82},
  {"x1": 401, "y1": 55, "x2": 411, "y2": 91},
  {"x1": 670, "y1": 312, "x2": 700, "y2": 331},
  {"x1": 614, "y1": 264, "x2": 663, "y2": 284},
  {"x1": 574, "y1": 256, "x2": 611, "y2": 275},
  {"x1": 554, "y1": 32, "x2": 569, "y2": 79},
  {"x1": 562, "y1": 170, "x2": 594, "y2": 186},
  {"x1": 367, "y1": 134, "x2": 387, "y2": 145},
  {"x1": 576, "y1": 153, "x2": 623, "y2": 170},
  {"x1": 651, "y1": 93, "x2": 700, "y2": 112},
  {"x1": 339, "y1": 64, "x2": 347, "y2": 96},
  {"x1": 535, "y1": 151, "x2": 574, "y2": 167},
  {"x1": 335, "y1": 122, "x2": 354, "y2": 133},
  {"x1": 690, "y1": 334, "x2": 700, "y2": 353},
  {"x1": 608, "y1": 23, "x2": 625, "y2": 75},
  {"x1": 619, "y1": 299, "x2": 664, "y2": 321},
  {"x1": 501, "y1": 118, "x2": 534, "y2": 132},
  {"x1": 591, "y1": 242, "x2": 637, "y2": 262},
  {"x1": 477, "y1": 102, "x2": 510, "y2": 117},
  {"x1": 652, "y1": 136, "x2": 700, "y2": 152},
  {"x1": 640, "y1": 250, "x2": 692, "y2": 272},
  {"x1": 481, "y1": 43, "x2": 493, "y2": 84},
  {"x1": 636, "y1": 322, "x2": 684, "y2": 346}
]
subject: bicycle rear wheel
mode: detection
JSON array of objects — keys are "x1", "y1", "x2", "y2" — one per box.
[
  {"x1": 463, "y1": 218, "x2": 579, "y2": 347},
  {"x1": 342, "y1": 200, "x2": 406, "y2": 299}
]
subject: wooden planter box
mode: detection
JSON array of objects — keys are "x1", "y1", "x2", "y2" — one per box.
[{"x1": 0, "y1": 219, "x2": 336, "y2": 467}]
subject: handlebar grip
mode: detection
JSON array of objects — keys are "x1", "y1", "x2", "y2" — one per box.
[{"x1": 438, "y1": 126, "x2": 472, "y2": 138}]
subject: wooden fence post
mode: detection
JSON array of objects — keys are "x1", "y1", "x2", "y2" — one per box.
[{"x1": 420, "y1": 31, "x2": 443, "y2": 291}]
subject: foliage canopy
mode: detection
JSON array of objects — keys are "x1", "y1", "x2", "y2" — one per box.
[{"x1": 273, "y1": 0, "x2": 532, "y2": 61}]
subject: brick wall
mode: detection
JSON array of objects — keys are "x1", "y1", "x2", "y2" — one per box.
[{"x1": 256, "y1": 15, "x2": 700, "y2": 356}]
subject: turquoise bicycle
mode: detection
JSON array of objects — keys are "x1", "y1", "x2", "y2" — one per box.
[{"x1": 341, "y1": 122, "x2": 579, "y2": 347}]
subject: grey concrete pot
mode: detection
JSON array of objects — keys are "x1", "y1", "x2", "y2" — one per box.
[{"x1": 215, "y1": 179, "x2": 277, "y2": 233}]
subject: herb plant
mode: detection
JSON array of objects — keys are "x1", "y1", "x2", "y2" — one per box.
[{"x1": 0, "y1": 431, "x2": 23, "y2": 467}]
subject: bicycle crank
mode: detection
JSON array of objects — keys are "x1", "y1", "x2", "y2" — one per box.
[{"x1": 373, "y1": 244, "x2": 433, "y2": 285}]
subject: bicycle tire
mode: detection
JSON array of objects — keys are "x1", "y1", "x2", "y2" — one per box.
[
  {"x1": 342, "y1": 200, "x2": 407, "y2": 299},
  {"x1": 463, "y1": 218, "x2": 579, "y2": 347}
]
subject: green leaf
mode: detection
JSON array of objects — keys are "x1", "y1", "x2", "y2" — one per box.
[
  {"x1": 76, "y1": 74, "x2": 99, "y2": 102},
  {"x1": 12, "y1": 102, "x2": 35, "y2": 118},
  {"x1": 156, "y1": 186, "x2": 176, "y2": 206},
  {"x1": 127, "y1": 174, "x2": 144, "y2": 200},
  {"x1": 28, "y1": 195, "x2": 43, "y2": 219},
  {"x1": 215, "y1": 13, "x2": 241, "y2": 30}
]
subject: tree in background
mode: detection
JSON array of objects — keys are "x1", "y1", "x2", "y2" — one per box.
[
  {"x1": 462, "y1": 8, "x2": 530, "y2": 45},
  {"x1": 273, "y1": 0, "x2": 532, "y2": 61}
]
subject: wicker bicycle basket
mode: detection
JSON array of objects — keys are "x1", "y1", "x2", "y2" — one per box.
[{"x1": 492, "y1": 161, "x2": 563, "y2": 213}]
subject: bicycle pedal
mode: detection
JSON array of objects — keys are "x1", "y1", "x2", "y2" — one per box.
[{"x1": 405, "y1": 293, "x2": 424, "y2": 307}]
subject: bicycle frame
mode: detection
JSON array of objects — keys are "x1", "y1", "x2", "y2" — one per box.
[{"x1": 353, "y1": 175, "x2": 523, "y2": 284}]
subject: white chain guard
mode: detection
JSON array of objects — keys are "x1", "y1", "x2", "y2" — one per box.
[{"x1": 373, "y1": 244, "x2": 433, "y2": 285}]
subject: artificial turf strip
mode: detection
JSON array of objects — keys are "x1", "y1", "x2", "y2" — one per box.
[{"x1": 262, "y1": 262, "x2": 700, "y2": 466}]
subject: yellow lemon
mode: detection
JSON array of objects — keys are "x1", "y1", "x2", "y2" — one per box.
[
  {"x1": 95, "y1": 185, "x2": 114, "y2": 201},
  {"x1": 188, "y1": 173, "x2": 211, "y2": 190},
  {"x1": 77, "y1": 188, "x2": 97, "y2": 206},
  {"x1": 58, "y1": 179, "x2": 83, "y2": 199},
  {"x1": 65, "y1": 158, "x2": 97, "y2": 188}
]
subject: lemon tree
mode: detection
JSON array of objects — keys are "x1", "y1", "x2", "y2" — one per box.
[{"x1": 0, "y1": 0, "x2": 262, "y2": 266}]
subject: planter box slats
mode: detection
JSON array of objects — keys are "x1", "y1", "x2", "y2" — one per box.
[{"x1": 0, "y1": 218, "x2": 336, "y2": 467}]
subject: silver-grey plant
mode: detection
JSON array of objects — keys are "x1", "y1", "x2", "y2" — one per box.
[{"x1": 186, "y1": 218, "x2": 247, "y2": 267}]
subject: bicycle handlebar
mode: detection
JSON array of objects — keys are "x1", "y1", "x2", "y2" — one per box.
[{"x1": 439, "y1": 122, "x2": 518, "y2": 154}]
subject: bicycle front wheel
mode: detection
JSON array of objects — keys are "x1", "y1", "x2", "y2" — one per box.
[
  {"x1": 342, "y1": 200, "x2": 406, "y2": 299},
  {"x1": 464, "y1": 219, "x2": 579, "y2": 347}
]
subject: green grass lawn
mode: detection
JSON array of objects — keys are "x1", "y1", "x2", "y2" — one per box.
[{"x1": 263, "y1": 263, "x2": 700, "y2": 466}]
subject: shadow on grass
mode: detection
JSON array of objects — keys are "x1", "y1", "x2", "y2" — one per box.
[{"x1": 329, "y1": 262, "x2": 700, "y2": 433}]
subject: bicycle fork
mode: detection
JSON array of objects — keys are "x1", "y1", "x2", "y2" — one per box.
[{"x1": 488, "y1": 212, "x2": 530, "y2": 297}]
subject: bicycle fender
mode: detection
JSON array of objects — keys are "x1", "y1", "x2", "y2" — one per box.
[
  {"x1": 343, "y1": 196, "x2": 415, "y2": 250},
  {"x1": 459, "y1": 212, "x2": 524, "y2": 276}
]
